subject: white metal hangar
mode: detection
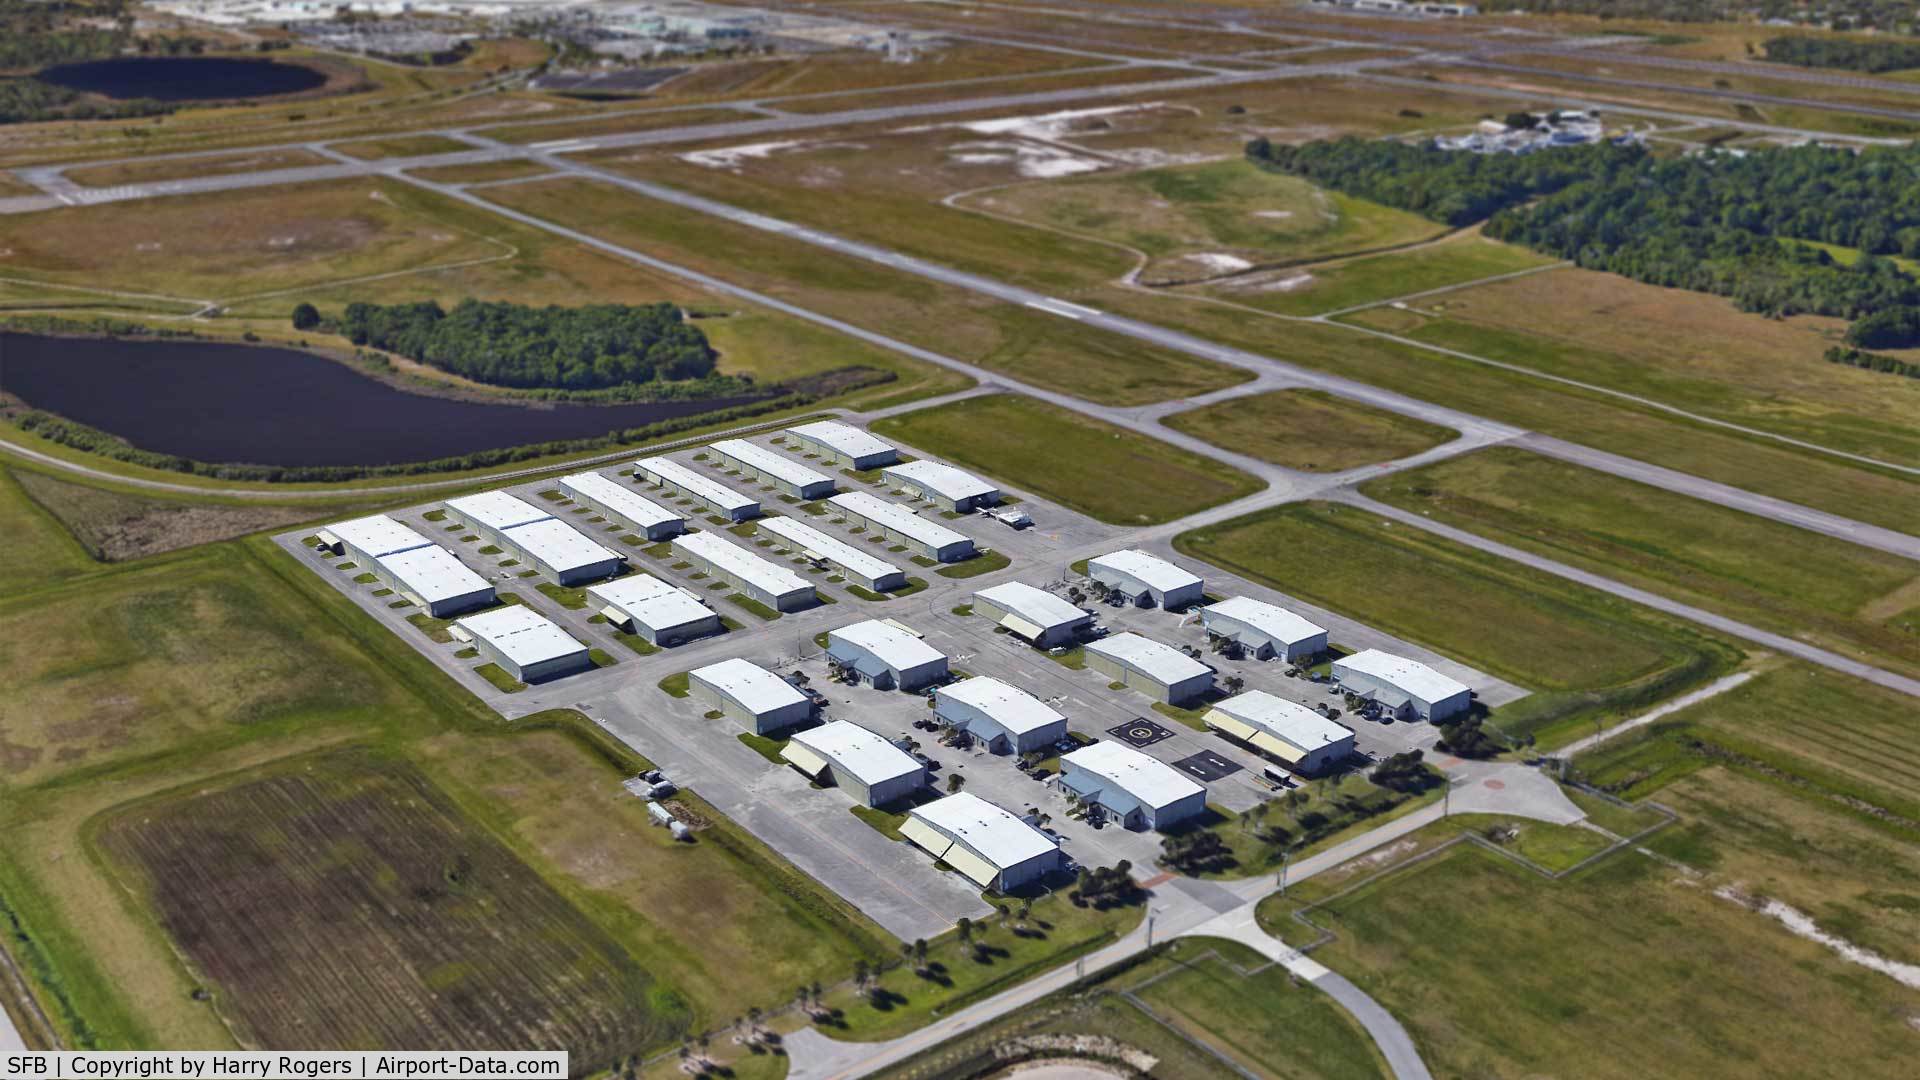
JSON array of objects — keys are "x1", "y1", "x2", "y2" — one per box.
[
  {"x1": 901, "y1": 792, "x2": 1062, "y2": 893},
  {"x1": 319, "y1": 514, "x2": 431, "y2": 564},
  {"x1": 443, "y1": 490, "x2": 552, "y2": 548},
  {"x1": 828, "y1": 491, "x2": 976, "y2": 563},
  {"x1": 1204, "y1": 690, "x2": 1356, "y2": 775},
  {"x1": 759, "y1": 516, "x2": 907, "y2": 592},
  {"x1": 689, "y1": 658, "x2": 814, "y2": 735},
  {"x1": 711, "y1": 438, "x2": 838, "y2": 500},
  {"x1": 500, "y1": 518, "x2": 625, "y2": 585},
  {"x1": 827, "y1": 619, "x2": 949, "y2": 691},
  {"x1": 454, "y1": 605, "x2": 591, "y2": 684},
  {"x1": 883, "y1": 459, "x2": 1000, "y2": 513},
  {"x1": 635, "y1": 455, "x2": 761, "y2": 521},
  {"x1": 376, "y1": 545, "x2": 495, "y2": 618},
  {"x1": 933, "y1": 676, "x2": 1068, "y2": 756},
  {"x1": 1059, "y1": 742, "x2": 1207, "y2": 832},
  {"x1": 971, "y1": 581, "x2": 1093, "y2": 649},
  {"x1": 557, "y1": 471, "x2": 686, "y2": 541},
  {"x1": 1084, "y1": 633, "x2": 1214, "y2": 706},
  {"x1": 781, "y1": 720, "x2": 927, "y2": 807},
  {"x1": 1088, "y1": 549, "x2": 1205, "y2": 610},
  {"x1": 586, "y1": 575, "x2": 721, "y2": 646},
  {"x1": 674, "y1": 530, "x2": 817, "y2": 612},
  {"x1": 785, "y1": 420, "x2": 898, "y2": 470},
  {"x1": 1199, "y1": 596, "x2": 1328, "y2": 662},
  {"x1": 1333, "y1": 649, "x2": 1472, "y2": 722}
]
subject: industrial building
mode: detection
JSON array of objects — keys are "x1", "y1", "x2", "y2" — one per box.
[
  {"x1": 585, "y1": 575, "x2": 721, "y2": 646},
  {"x1": 558, "y1": 471, "x2": 685, "y2": 541},
  {"x1": 1059, "y1": 742, "x2": 1207, "y2": 831},
  {"x1": 827, "y1": 619, "x2": 949, "y2": 691},
  {"x1": 674, "y1": 531, "x2": 817, "y2": 612},
  {"x1": 375, "y1": 545, "x2": 495, "y2": 618},
  {"x1": 454, "y1": 605, "x2": 592, "y2": 684},
  {"x1": 689, "y1": 657, "x2": 814, "y2": 735},
  {"x1": 443, "y1": 491, "x2": 553, "y2": 548},
  {"x1": 1084, "y1": 633, "x2": 1214, "y2": 706},
  {"x1": 883, "y1": 459, "x2": 1000, "y2": 513},
  {"x1": 711, "y1": 438, "x2": 837, "y2": 500},
  {"x1": 785, "y1": 420, "x2": 898, "y2": 470},
  {"x1": 1334, "y1": 649, "x2": 1472, "y2": 722},
  {"x1": 781, "y1": 720, "x2": 927, "y2": 807},
  {"x1": 828, "y1": 491, "x2": 976, "y2": 563},
  {"x1": 971, "y1": 582, "x2": 1093, "y2": 649},
  {"x1": 933, "y1": 676, "x2": 1068, "y2": 755},
  {"x1": 759, "y1": 516, "x2": 907, "y2": 592},
  {"x1": 498, "y1": 518, "x2": 625, "y2": 585},
  {"x1": 1199, "y1": 596, "x2": 1328, "y2": 662},
  {"x1": 901, "y1": 792, "x2": 1062, "y2": 893},
  {"x1": 319, "y1": 513, "x2": 431, "y2": 564},
  {"x1": 1204, "y1": 690, "x2": 1356, "y2": 775},
  {"x1": 635, "y1": 455, "x2": 761, "y2": 521},
  {"x1": 1088, "y1": 549, "x2": 1205, "y2": 610}
]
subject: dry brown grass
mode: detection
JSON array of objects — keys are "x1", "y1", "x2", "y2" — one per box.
[
  {"x1": 10, "y1": 470, "x2": 352, "y2": 562},
  {"x1": 63, "y1": 148, "x2": 332, "y2": 188}
]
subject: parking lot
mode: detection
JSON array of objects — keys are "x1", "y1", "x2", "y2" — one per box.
[{"x1": 274, "y1": 426, "x2": 1525, "y2": 941}]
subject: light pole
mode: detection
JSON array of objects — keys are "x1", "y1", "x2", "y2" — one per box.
[
  {"x1": 1280, "y1": 844, "x2": 1298, "y2": 896},
  {"x1": 1145, "y1": 905, "x2": 1165, "y2": 947}
]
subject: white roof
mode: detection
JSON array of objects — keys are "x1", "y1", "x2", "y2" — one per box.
[
  {"x1": 446, "y1": 491, "x2": 553, "y2": 532},
  {"x1": 938, "y1": 676, "x2": 1065, "y2": 736},
  {"x1": 558, "y1": 471, "x2": 682, "y2": 530},
  {"x1": 1085, "y1": 633, "x2": 1211, "y2": 684},
  {"x1": 637, "y1": 455, "x2": 758, "y2": 514},
  {"x1": 690, "y1": 657, "x2": 809, "y2": 714},
  {"x1": 788, "y1": 420, "x2": 894, "y2": 459},
  {"x1": 759, "y1": 516, "x2": 902, "y2": 583},
  {"x1": 787, "y1": 720, "x2": 922, "y2": 786},
  {"x1": 586, "y1": 574, "x2": 712, "y2": 630},
  {"x1": 974, "y1": 582, "x2": 1089, "y2": 630},
  {"x1": 830, "y1": 619, "x2": 947, "y2": 671},
  {"x1": 1210, "y1": 691, "x2": 1353, "y2": 753},
  {"x1": 829, "y1": 491, "x2": 970, "y2": 550},
  {"x1": 1089, "y1": 549, "x2": 1201, "y2": 593},
  {"x1": 376, "y1": 545, "x2": 490, "y2": 605},
  {"x1": 908, "y1": 792, "x2": 1055, "y2": 870},
  {"x1": 712, "y1": 438, "x2": 833, "y2": 489},
  {"x1": 885, "y1": 459, "x2": 998, "y2": 502},
  {"x1": 1337, "y1": 649, "x2": 1470, "y2": 703},
  {"x1": 675, "y1": 530, "x2": 812, "y2": 597},
  {"x1": 328, "y1": 514, "x2": 431, "y2": 559},
  {"x1": 1063, "y1": 741, "x2": 1204, "y2": 811},
  {"x1": 503, "y1": 518, "x2": 620, "y2": 573},
  {"x1": 1203, "y1": 596, "x2": 1326, "y2": 646},
  {"x1": 455, "y1": 605, "x2": 584, "y2": 667}
]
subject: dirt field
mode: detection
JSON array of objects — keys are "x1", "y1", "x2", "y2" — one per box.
[{"x1": 98, "y1": 749, "x2": 672, "y2": 1060}]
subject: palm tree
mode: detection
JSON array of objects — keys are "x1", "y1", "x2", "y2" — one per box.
[
  {"x1": 912, "y1": 938, "x2": 929, "y2": 973},
  {"x1": 956, "y1": 917, "x2": 973, "y2": 948}
]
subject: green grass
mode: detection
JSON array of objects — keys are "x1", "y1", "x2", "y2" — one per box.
[
  {"x1": 1213, "y1": 234, "x2": 1558, "y2": 316},
  {"x1": 612, "y1": 631, "x2": 660, "y2": 656},
  {"x1": 849, "y1": 805, "x2": 908, "y2": 841},
  {"x1": 658, "y1": 672, "x2": 691, "y2": 698},
  {"x1": 874, "y1": 395, "x2": 1261, "y2": 525},
  {"x1": 0, "y1": 467, "x2": 98, "y2": 596},
  {"x1": 934, "y1": 549, "x2": 1012, "y2": 579},
  {"x1": 728, "y1": 594, "x2": 782, "y2": 621},
  {"x1": 588, "y1": 648, "x2": 617, "y2": 669},
  {"x1": 1363, "y1": 448, "x2": 1920, "y2": 678},
  {"x1": 736, "y1": 733, "x2": 788, "y2": 765},
  {"x1": 474, "y1": 663, "x2": 527, "y2": 693},
  {"x1": 1175, "y1": 502, "x2": 1742, "y2": 746},
  {"x1": 1164, "y1": 388, "x2": 1456, "y2": 473},
  {"x1": 534, "y1": 582, "x2": 591, "y2": 610}
]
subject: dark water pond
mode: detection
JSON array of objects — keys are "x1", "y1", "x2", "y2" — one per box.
[
  {"x1": 36, "y1": 57, "x2": 328, "y2": 102},
  {"x1": 0, "y1": 334, "x2": 762, "y2": 468}
]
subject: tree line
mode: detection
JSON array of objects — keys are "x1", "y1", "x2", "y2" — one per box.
[
  {"x1": 1247, "y1": 135, "x2": 1920, "y2": 344},
  {"x1": 1476, "y1": 1, "x2": 1920, "y2": 31},
  {"x1": 311, "y1": 299, "x2": 721, "y2": 391},
  {"x1": 1762, "y1": 34, "x2": 1920, "y2": 71}
]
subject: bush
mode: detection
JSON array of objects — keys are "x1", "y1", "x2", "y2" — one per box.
[{"x1": 291, "y1": 302, "x2": 321, "y2": 330}]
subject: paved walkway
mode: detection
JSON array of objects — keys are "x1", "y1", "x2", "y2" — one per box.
[{"x1": 1552, "y1": 671, "x2": 1757, "y2": 759}]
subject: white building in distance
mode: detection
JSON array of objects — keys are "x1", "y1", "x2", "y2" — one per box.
[
  {"x1": 1084, "y1": 633, "x2": 1214, "y2": 706},
  {"x1": 711, "y1": 438, "x2": 838, "y2": 500},
  {"x1": 781, "y1": 720, "x2": 927, "y2": 807},
  {"x1": 1334, "y1": 649, "x2": 1472, "y2": 722},
  {"x1": 1199, "y1": 596, "x2": 1328, "y2": 662},
  {"x1": 376, "y1": 545, "x2": 495, "y2": 618},
  {"x1": 320, "y1": 513, "x2": 431, "y2": 563},
  {"x1": 586, "y1": 575, "x2": 720, "y2": 646},
  {"x1": 1204, "y1": 690, "x2": 1356, "y2": 775},
  {"x1": 901, "y1": 792, "x2": 1062, "y2": 892},
  {"x1": 1089, "y1": 549, "x2": 1204, "y2": 610},
  {"x1": 558, "y1": 471, "x2": 685, "y2": 541},
  {"x1": 500, "y1": 518, "x2": 624, "y2": 585},
  {"x1": 883, "y1": 459, "x2": 1000, "y2": 512},
  {"x1": 933, "y1": 676, "x2": 1068, "y2": 756},
  {"x1": 972, "y1": 581, "x2": 1093, "y2": 649},
  {"x1": 759, "y1": 516, "x2": 907, "y2": 592},
  {"x1": 674, "y1": 530, "x2": 816, "y2": 612},
  {"x1": 689, "y1": 658, "x2": 814, "y2": 735},
  {"x1": 444, "y1": 490, "x2": 552, "y2": 547},
  {"x1": 455, "y1": 605, "x2": 591, "y2": 684},
  {"x1": 827, "y1": 619, "x2": 949, "y2": 691},
  {"x1": 785, "y1": 420, "x2": 898, "y2": 470},
  {"x1": 636, "y1": 455, "x2": 761, "y2": 521},
  {"x1": 1059, "y1": 741, "x2": 1206, "y2": 831},
  {"x1": 828, "y1": 491, "x2": 976, "y2": 562}
]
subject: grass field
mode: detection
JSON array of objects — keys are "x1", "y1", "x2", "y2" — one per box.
[
  {"x1": 872, "y1": 394, "x2": 1263, "y2": 524},
  {"x1": 1163, "y1": 389, "x2": 1456, "y2": 472},
  {"x1": 63, "y1": 148, "x2": 334, "y2": 189},
  {"x1": 1362, "y1": 448, "x2": 1920, "y2": 678},
  {"x1": 11, "y1": 468, "x2": 352, "y2": 563},
  {"x1": 1204, "y1": 232, "x2": 1559, "y2": 316},
  {"x1": 329, "y1": 135, "x2": 474, "y2": 161},
  {"x1": 0, "y1": 467, "x2": 97, "y2": 597},
  {"x1": 971, "y1": 159, "x2": 1446, "y2": 284},
  {"x1": 97, "y1": 749, "x2": 672, "y2": 1060},
  {"x1": 1174, "y1": 502, "x2": 1741, "y2": 745},
  {"x1": 402, "y1": 159, "x2": 558, "y2": 184},
  {"x1": 482, "y1": 177, "x2": 1249, "y2": 406}
]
